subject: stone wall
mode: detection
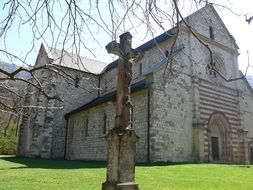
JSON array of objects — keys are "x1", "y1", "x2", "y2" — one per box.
[
  {"x1": 18, "y1": 46, "x2": 100, "y2": 158},
  {"x1": 237, "y1": 78, "x2": 253, "y2": 163},
  {"x1": 186, "y1": 5, "x2": 238, "y2": 50},
  {"x1": 66, "y1": 90, "x2": 149, "y2": 162},
  {"x1": 100, "y1": 69, "x2": 117, "y2": 94},
  {"x1": 149, "y1": 66, "x2": 194, "y2": 162},
  {"x1": 50, "y1": 68, "x2": 99, "y2": 158},
  {"x1": 238, "y1": 79, "x2": 253, "y2": 137}
]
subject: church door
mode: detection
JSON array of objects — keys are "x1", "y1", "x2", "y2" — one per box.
[
  {"x1": 208, "y1": 113, "x2": 231, "y2": 162},
  {"x1": 211, "y1": 137, "x2": 219, "y2": 161}
]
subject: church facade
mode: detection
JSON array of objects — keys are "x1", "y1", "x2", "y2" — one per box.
[{"x1": 18, "y1": 5, "x2": 253, "y2": 164}]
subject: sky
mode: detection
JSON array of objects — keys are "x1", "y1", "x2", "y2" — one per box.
[
  {"x1": 216, "y1": 0, "x2": 253, "y2": 75},
  {"x1": 0, "y1": 0, "x2": 252, "y2": 75}
]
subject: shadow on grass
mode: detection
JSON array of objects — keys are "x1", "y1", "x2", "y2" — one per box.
[
  {"x1": 0, "y1": 156, "x2": 107, "y2": 169},
  {"x1": 136, "y1": 161, "x2": 197, "y2": 167},
  {"x1": 1, "y1": 156, "x2": 194, "y2": 170},
  {"x1": 1, "y1": 156, "x2": 225, "y2": 170}
]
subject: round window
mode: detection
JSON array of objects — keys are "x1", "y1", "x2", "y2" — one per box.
[{"x1": 206, "y1": 55, "x2": 225, "y2": 80}]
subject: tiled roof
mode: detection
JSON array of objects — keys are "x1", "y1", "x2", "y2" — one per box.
[
  {"x1": 102, "y1": 28, "x2": 175, "y2": 73},
  {"x1": 0, "y1": 61, "x2": 32, "y2": 79},
  {"x1": 49, "y1": 48, "x2": 107, "y2": 75}
]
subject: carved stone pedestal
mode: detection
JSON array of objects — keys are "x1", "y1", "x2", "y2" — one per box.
[{"x1": 102, "y1": 128, "x2": 139, "y2": 190}]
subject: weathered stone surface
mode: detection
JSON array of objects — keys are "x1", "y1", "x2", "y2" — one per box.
[
  {"x1": 105, "y1": 130, "x2": 120, "y2": 183},
  {"x1": 118, "y1": 130, "x2": 138, "y2": 183},
  {"x1": 116, "y1": 182, "x2": 139, "y2": 190},
  {"x1": 64, "y1": 91, "x2": 148, "y2": 162},
  {"x1": 102, "y1": 129, "x2": 139, "y2": 190},
  {"x1": 18, "y1": 44, "x2": 101, "y2": 159}
]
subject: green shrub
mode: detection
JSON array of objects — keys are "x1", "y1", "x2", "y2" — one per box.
[
  {"x1": 0, "y1": 136, "x2": 17, "y2": 155},
  {"x1": 0, "y1": 120, "x2": 18, "y2": 155}
]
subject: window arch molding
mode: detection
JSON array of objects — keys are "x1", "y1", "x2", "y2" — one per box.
[{"x1": 206, "y1": 53, "x2": 226, "y2": 80}]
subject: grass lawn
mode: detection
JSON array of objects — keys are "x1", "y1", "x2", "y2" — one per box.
[{"x1": 0, "y1": 156, "x2": 253, "y2": 190}]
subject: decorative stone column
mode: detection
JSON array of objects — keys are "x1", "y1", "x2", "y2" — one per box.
[
  {"x1": 192, "y1": 123, "x2": 207, "y2": 162},
  {"x1": 237, "y1": 129, "x2": 249, "y2": 164}
]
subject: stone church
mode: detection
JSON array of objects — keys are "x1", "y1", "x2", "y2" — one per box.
[{"x1": 18, "y1": 4, "x2": 253, "y2": 164}]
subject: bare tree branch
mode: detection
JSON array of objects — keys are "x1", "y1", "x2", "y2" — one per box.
[
  {"x1": 0, "y1": 0, "x2": 252, "y2": 117},
  {"x1": 245, "y1": 15, "x2": 253, "y2": 24}
]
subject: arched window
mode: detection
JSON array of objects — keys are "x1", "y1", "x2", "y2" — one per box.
[
  {"x1": 85, "y1": 117, "x2": 89, "y2": 137},
  {"x1": 80, "y1": 116, "x2": 89, "y2": 137},
  {"x1": 209, "y1": 26, "x2": 215, "y2": 40},
  {"x1": 74, "y1": 76, "x2": 80, "y2": 88},
  {"x1": 68, "y1": 119, "x2": 74, "y2": 140},
  {"x1": 139, "y1": 62, "x2": 143, "y2": 76},
  {"x1": 103, "y1": 112, "x2": 107, "y2": 134}
]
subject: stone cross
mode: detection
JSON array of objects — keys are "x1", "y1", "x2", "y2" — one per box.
[
  {"x1": 102, "y1": 32, "x2": 143, "y2": 190},
  {"x1": 105, "y1": 32, "x2": 143, "y2": 130}
]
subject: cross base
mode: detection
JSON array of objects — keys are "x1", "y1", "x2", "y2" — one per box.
[
  {"x1": 102, "y1": 128, "x2": 139, "y2": 190},
  {"x1": 102, "y1": 182, "x2": 138, "y2": 190},
  {"x1": 116, "y1": 182, "x2": 139, "y2": 190}
]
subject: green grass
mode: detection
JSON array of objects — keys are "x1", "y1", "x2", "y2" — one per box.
[{"x1": 0, "y1": 156, "x2": 253, "y2": 190}]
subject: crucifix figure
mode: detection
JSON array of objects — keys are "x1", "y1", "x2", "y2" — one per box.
[
  {"x1": 105, "y1": 32, "x2": 143, "y2": 130},
  {"x1": 102, "y1": 32, "x2": 143, "y2": 190}
]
